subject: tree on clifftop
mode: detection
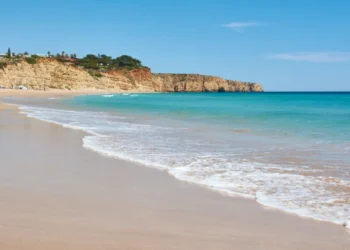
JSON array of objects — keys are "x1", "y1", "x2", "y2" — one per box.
[
  {"x1": 113, "y1": 55, "x2": 142, "y2": 69},
  {"x1": 75, "y1": 53, "x2": 144, "y2": 71},
  {"x1": 7, "y1": 48, "x2": 11, "y2": 58}
]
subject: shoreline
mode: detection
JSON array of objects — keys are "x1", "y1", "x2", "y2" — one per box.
[
  {"x1": 1, "y1": 91, "x2": 350, "y2": 249},
  {"x1": 0, "y1": 89, "x2": 140, "y2": 97},
  {"x1": 9, "y1": 100, "x2": 350, "y2": 229},
  {"x1": 2, "y1": 90, "x2": 350, "y2": 227},
  {"x1": 4, "y1": 90, "x2": 349, "y2": 230}
]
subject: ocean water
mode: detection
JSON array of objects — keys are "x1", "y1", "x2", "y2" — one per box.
[{"x1": 11, "y1": 92, "x2": 350, "y2": 228}]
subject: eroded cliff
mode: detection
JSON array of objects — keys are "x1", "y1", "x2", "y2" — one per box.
[{"x1": 0, "y1": 58, "x2": 263, "y2": 92}]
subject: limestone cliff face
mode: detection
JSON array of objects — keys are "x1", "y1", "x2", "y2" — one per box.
[
  {"x1": 0, "y1": 58, "x2": 264, "y2": 92},
  {"x1": 152, "y1": 74, "x2": 264, "y2": 92}
]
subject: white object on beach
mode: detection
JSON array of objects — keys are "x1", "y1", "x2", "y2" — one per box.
[{"x1": 18, "y1": 85, "x2": 28, "y2": 90}]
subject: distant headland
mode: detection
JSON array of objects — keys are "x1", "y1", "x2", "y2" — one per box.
[{"x1": 0, "y1": 48, "x2": 264, "y2": 92}]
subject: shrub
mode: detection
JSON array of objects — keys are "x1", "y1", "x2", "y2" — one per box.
[
  {"x1": 180, "y1": 74, "x2": 187, "y2": 82},
  {"x1": 88, "y1": 71, "x2": 103, "y2": 78},
  {"x1": 56, "y1": 57, "x2": 65, "y2": 63},
  {"x1": 25, "y1": 57, "x2": 37, "y2": 64},
  {"x1": 0, "y1": 62, "x2": 7, "y2": 69},
  {"x1": 31, "y1": 54, "x2": 40, "y2": 59}
]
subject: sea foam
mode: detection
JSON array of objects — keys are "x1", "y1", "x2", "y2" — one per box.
[{"x1": 102, "y1": 94, "x2": 114, "y2": 98}]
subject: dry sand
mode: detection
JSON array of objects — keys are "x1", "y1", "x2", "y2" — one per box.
[
  {"x1": 0, "y1": 91, "x2": 349, "y2": 249},
  {"x1": 0, "y1": 89, "x2": 113, "y2": 98}
]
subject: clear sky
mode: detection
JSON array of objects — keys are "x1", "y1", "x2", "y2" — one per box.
[{"x1": 1, "y1": 0, "x2": 349, "y2": 91}]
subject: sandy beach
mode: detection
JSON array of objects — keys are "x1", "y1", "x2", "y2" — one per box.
[{"x1": 0, "y1": 90, "x2": 349, "y2": 250}]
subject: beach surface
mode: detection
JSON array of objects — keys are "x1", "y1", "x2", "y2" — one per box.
[{"x1": 0, "y1": 90, "x2": 349, "y2": 250}]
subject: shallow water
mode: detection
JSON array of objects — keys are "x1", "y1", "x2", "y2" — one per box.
[{"x1": 7, "y1": 92, "x2": 350, "y2": 228}]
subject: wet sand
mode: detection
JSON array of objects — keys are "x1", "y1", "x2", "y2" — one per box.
[{"x1": 0, "y1": 92, "x2": 349, "y2": 249}]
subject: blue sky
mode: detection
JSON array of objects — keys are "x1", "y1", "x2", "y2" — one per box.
[{"x1": 1, "y1": 0, "x2": 349, "y2": 91}]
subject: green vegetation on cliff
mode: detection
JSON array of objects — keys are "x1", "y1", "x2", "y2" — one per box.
[
  {"x1": 25, "y1": 57, "x2": 37, "y2": 64},
  {"x1": 1, "y1": 48, "x2": 145, "y2": 72},
  {"x1": 88, "y1": 70, "x2": 103, "y2": 79},
  {"x1": 0, "y1": 62, "x2": 7, "y2": 69},
  {"x1": 76, "y1": 54, "x2": 143, "y2": 71}
]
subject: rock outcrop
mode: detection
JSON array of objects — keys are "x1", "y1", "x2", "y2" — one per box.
[
  {"x1": 0, "y1": 58, "x2": 264, "y2": 92},
  {"x1": 152, "y1": 74, "x2": 263, "y2": 92}
]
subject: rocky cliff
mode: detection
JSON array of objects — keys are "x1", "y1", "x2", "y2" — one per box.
[{"x1": 0, "y1": 58, "x2": 263, "y2": 92}]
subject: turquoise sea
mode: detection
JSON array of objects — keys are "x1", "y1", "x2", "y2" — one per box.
[{"x1": 10, "y1": 92, "x2": 350, "y2": 228}]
